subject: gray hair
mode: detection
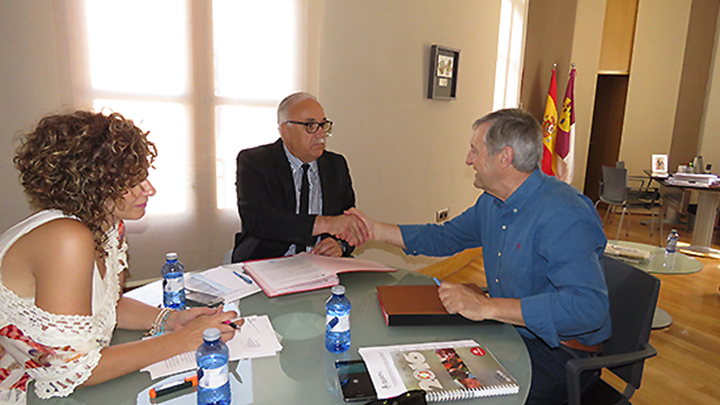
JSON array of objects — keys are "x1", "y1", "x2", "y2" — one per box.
[
  {"x1": 472, "y1": 108, "x2": 543, "y2": 173},
  {"x1": 277, "y1": 92, "x2": 318, "y2": 126}
]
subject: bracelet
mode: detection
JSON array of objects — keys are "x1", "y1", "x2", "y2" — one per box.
[{"x1": 144, "y1": 308, "x2": 175, "y2": 337}]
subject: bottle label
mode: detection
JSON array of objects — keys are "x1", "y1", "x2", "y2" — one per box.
[
  {"x1": 326, "y1": 313, "x2": 350, "y2": 332},
  {"x1": 199, "y1": 364, "x2": 228, "y2": 389},
  {"x1": 163, "y1": 276, "x2": 183, "y2": 293}
]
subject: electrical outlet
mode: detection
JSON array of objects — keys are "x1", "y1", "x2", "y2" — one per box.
[{"x1": 436, "y1": 208, "x2": 449, "y2": 223}]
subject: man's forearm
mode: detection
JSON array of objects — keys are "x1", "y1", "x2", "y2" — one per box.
[{"x1": 373, "y1": 222, "x2": 405, "y2": 249}]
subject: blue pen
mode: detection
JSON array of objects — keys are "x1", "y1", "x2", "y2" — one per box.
[
  {"x1": 233, "y1": 270, "x2": 253, "y2": 284},
  {"x1": 433, "y1": 277, "x2": 442, "y2": 286}
]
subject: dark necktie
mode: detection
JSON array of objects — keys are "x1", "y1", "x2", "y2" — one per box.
[{"x1": 297, "y1": 163, "x2": 310, "y2": 253}]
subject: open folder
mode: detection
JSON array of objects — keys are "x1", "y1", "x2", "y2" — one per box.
[{"x1": 242, "y1": 253, "x2": 396, "y2": 297}]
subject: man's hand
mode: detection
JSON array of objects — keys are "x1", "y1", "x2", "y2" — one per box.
[
  {"x1": 438, "y1": 282, "x2": 525, "y2": 326},
  {"x1": 311, "y1": 237, "x2": 343, "y2": 257},
  {"x1": 437, "y1": 282, "x2": 491, "y2": 322},
  {"x1": 314, "y1": 214, "x2": 370, "y2": 246}
]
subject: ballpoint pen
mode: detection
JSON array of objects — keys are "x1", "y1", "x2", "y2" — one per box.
[
  {"x1": 433, "y1": 277, "x2": 442, "y2": 286},
  {"x1": 232, "y1": 269, "x2": 253, "y2": 284}
]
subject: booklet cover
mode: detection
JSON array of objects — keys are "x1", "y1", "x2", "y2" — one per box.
[{"x1": 359, "y1": 340, "x2": 519, "y2": 401}]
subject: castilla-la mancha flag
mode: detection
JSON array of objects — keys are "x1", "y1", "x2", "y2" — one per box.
[
  {"x1": 555, "y1": 67, "x2": 576, "y2": 183},
  {"x1": 541, "y1": 68, "x2": 557, "y2": 176}
]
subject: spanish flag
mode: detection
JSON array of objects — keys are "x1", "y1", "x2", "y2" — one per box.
[
  {"x1": 541, "y1": 67, "x2": 557, "y2": 176},
  {"x1": 555, "y1": 67, "x2": 576, "y2": 183}
]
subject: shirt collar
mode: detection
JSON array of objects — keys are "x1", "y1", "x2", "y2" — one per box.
[
  {"x1": 282, "y1": 142, "x2": 318, "y2": 172},
  {"x1": 499, "y1": 168, "x2": 544, "y2": 212}
]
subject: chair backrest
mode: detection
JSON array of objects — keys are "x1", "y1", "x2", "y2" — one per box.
[
  {"x1": 601, "y1": 256, "x2": 661, "y2": 388},
  {"x1": 599, "y1": 166, "x2": 628, "y2": 204}
]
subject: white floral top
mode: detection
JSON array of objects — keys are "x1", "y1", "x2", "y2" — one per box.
[{"x1": 0, "y1": 210, "x2": 127, "y2": 404}]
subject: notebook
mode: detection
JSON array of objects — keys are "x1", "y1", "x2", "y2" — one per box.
[
  {"x1": 376, "y1": 284, "x2": 489, "y2": 326},
  {"x1": 359, "y1": 339, "x2": 519, "y2": 401}
]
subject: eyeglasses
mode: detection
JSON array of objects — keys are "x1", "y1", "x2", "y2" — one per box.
[{"x1": 285, "y1": 120, "x2": 333, "y2": 135}]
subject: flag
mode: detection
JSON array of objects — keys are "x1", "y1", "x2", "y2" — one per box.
[
  {"x1": 555, "y1": 67, "x2": 576, "y2": 183},
  {"x1": 541, "y1": 68, "x2": 557, "y2": 176}
]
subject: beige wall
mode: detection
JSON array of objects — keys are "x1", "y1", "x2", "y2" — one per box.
[
  {"x1": 320, "y1": 0, "x2": 501, "y2": 270},
  {"x1": 700, "y1": 7, "x2": 720, "y2": 171},
  {"x1": 620, "y1": 0, "x2": 692, "y2": 176},
  {"x1": 570, "y1": 0, "x2": 607, "y2": 189}
]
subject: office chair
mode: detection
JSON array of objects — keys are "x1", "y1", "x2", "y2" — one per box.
[
  {"x1": 565, "y1": 256, "x2": 660, "y2": 405},
  {"x1": 595, "y1": 166, "x2": 663, "y2": 241}
]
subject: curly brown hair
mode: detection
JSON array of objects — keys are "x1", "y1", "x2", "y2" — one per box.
[{"x1": 14, "y1": 110, "x2": 157, "y2": 257}]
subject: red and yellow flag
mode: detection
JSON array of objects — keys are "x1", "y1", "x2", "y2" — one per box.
[
  {"x1": 541, "y1": 68, "x2": 557, "y2": 176},
  {"x1": 555, "y1": 67, "x2": 576, "y2": 183}
]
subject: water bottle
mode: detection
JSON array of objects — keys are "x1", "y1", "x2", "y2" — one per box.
[
  {"x1": 196, "y1": 328, "x2": 231, "y2": 405},
  {"x1": 325, "y1": 285, "x2": 351, "y2": 353},
  {"x1": 666, "y1": 229, "x2": 679, "y2": 254},
  {"x1": 162, "y1": 252, "x2": 186, "y2": 309}
]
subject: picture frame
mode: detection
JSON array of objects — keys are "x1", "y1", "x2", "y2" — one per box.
[
  {"x1": 652, "y1": 154, "x2": 668, "y2": 176},
  {"x1": 427, "y1": 45, "x2": 460, "y2": 100}
]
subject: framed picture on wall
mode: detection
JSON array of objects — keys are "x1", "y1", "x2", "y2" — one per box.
[{"x1": 427, "y1": 45, "x2": 460, "y2": 100}]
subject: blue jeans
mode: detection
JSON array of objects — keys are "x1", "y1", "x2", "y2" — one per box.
[{"x1": 523, "y1": 336, "x2": 600, "y2": 405}]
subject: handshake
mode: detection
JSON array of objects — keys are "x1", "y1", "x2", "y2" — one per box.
[{"x1": 317, "y1": 208, "x2": 375, "y2": 248}]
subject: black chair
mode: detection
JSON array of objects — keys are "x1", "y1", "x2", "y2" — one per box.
[
  {"x1": 566, "y1": 256, "x2": 660, "y2": 405},
  {"x1": 595, "y1": 166, "x2": 663, "y2": 241}
]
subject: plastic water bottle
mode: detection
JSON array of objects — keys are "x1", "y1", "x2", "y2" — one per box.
[
  {"x1": 196, "y1": 328, "x2": 231, "y2": 405},
  {"x1": 666, "y1": 229, "x2": 679, "y2": 254},
  {"x1": 162, "y1": 252, "x2": 185, "y2": 309},
  {"x1": 325, "y1": 285, "x2": 351, "y2": 353}
]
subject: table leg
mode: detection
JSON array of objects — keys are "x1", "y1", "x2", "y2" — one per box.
[
  {"x1": 652, "y1": 307, "x2": 673, "y2": 329},
  {"x1": 687, "y1": 191, "x2": 720, "y2": 255}
]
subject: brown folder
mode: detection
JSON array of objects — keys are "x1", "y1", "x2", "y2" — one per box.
[{"x1": 376, "y1": 284, "x2": 489, "y2": 326}]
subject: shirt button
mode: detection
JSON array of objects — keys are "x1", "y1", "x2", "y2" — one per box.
[
  {"x1": 498, "y1": 252, "x2": 502, "y2": 256},
  {"x1": 495, "y1": 278, "x2": 499, "y2": 283},
  {"x1": 502, "y1": 225, "x2": 507, "y2": 230},
  {"x1": 513, "y1": 208, "x2": 518, "y2": 213}
]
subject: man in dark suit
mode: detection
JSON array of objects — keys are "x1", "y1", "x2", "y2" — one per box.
[{"x1": 231, "y1": 92, "x2": 368, "y2": 263}]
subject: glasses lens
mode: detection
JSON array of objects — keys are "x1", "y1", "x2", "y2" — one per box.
[{"x1": 321, "y1": 121, "x2": 333, "y2": 134}]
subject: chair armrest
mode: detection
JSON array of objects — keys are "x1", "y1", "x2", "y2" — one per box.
[{"x1": 566, "y1": 344, "x2": 657, "y2": 405}]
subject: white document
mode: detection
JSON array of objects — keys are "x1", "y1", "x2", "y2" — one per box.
[
  {"x1": 187, "y1": 263, "x2": 261, "y2": 302},
  {"x1": 141, "y1": 315, "x2": 282, "y2": 380}
]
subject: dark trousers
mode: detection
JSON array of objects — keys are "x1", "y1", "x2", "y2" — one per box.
[{"x1": 523, "y1": 336, "x2": 600, "y2": 405}]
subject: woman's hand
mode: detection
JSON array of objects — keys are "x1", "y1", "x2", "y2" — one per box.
[
  {"x1": 165, "y1": 306, "x2": 222, "y2": 332},
  {"x1": 170, "y1": 306, "x2": 241, "y2": 352}
]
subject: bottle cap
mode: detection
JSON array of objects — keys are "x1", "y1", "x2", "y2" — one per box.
[
  {"x1": 331, "y1": 285, "x2": 346, "y2": 295},
  {"x1": 166, "y1": 252, "x2": 178, "y2": 261},
  {"x1": 203, "y1": 328, "x2": 221, "y2": 341}
]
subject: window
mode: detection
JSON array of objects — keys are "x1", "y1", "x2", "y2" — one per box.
[
  {"x1": 76, "y1": 0, "x2": 302, "y2": 214},
  {"x1": 493, "y1": 0, "x2": 528, "y2": 111}
]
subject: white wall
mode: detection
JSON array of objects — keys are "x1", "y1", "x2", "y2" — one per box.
[{"x1": 320, "y1": 0, "x2": 502, "y2": 270}]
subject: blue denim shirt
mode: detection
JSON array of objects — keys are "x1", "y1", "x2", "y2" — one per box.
[{"x1": 400, "y1": 169, "x2": 611, "y2": 348}]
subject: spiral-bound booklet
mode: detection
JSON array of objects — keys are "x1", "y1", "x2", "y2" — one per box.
[{"x1": 358, "y1": 339, "x2": 518, "y2": 402}]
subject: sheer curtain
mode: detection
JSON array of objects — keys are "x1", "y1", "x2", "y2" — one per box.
[{"x1": 62, "y1": 0, "x2": 322, "y2": 283}]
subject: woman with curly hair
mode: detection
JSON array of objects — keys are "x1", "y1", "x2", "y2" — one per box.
[{"x1": 0, "y1": 111, "x2": 239, "y2": 403}]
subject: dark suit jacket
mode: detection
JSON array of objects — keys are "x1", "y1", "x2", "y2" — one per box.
[{"x1": 231, "y1": 139, "x2": 356, "y2": 262}]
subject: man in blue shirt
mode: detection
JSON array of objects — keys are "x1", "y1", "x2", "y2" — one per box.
[{"x1": 347, "y1": 109, "x2": 610, "y2": 404}]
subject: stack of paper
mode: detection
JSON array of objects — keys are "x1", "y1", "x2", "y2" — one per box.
[
  {"x1": 667, "y1": 173, "x2": 720, "y2": 188},
  {"x1": 186, "y1": 263, "x2": 261, "y2": 303},
  {"x1": 142, "y1": 314, "x2": 283, "y2": 379},
  {"x1": 605, "y1": 243, "x2": 655, "y2": 263}
]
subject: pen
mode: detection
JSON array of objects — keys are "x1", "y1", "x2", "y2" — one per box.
[
  {"x1": 223, "y1": 319, "x2": 241, "y2": 330},
  {"x1": 433, "y1": 277, "x2": 442, "y2": 286},
  {"x1": 232, "y1": 269, "x2": 253, "y2": 285},
  {"x1": 149, "y1": 374, "x2": 198, "y2": 399}
]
